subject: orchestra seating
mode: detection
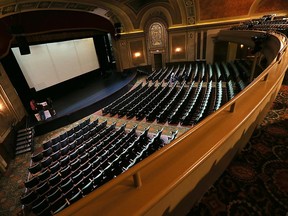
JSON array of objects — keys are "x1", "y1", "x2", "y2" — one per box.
[
  {"x1": 20, "y1": 59, "x2": 252, "y2": 215},
  {"x1": 21, "y1": 118, "x2": 176, "y2": 215},
  {"x1": 102, "y1": 60, "x2": 252, "y2": 125}
]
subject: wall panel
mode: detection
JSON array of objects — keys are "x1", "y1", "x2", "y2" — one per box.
[{"x1": 170, "y1": 34, "x2": 186, "y2": 61}]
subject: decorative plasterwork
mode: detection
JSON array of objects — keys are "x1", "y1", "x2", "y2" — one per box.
[
  {"x1": 184, "y1": 0, "x2": 196, "y2": 24},
  {"x1": 0, "y1": 1, "x2": 99, "y2": 17},
  {"x1": 125, "y1": 0, "x2": 169, "y2": 14}
]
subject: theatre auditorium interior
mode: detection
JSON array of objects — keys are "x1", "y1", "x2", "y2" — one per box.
[{"x1": 0, "y1": 0, "x2": 288, "y2": 215}]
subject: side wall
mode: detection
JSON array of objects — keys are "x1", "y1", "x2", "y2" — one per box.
[
  {"x1": 0, "y1": 63, "x2": 26, "y2": 171},
  {"x1": 114, "y1": 26, "x2": 227, "y2": 71}
]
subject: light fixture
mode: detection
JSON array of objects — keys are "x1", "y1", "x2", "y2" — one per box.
[
  {"x1": 240, "y1": 44, "x2": 244, "y2": 48},
  {"x1": 134, "y1": 52, "x2": 141, "y2": 58},
  {"x1": 175, "y1": 47, "x2": 182, "y2": 53}
]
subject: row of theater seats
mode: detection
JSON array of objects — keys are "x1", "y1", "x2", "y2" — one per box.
[
  {"x1": 147, "y1": 61, "x2": 207, "y2": 84},
  {"x1": 145, "y1": 83, "x2": 178, "y2": 122},
  {"x1": 147, "y1": 60, "x2": 247, "y2": 86},
  {"x1": 102, "y1": 82, "x2": 144, "y2": 116},
  {"x1": 156, "y1": 83, "x2": 187, "y2": 123},
  {"x1": 136, "y1": 84, "x2": 171, "y2": 120},
  {"x1": 21, "y1": 119, "x2": 175, "y2": 215},
  {"x1": 179, "y1": 81, "x2": 204, "y2": 125},
  {"x1": 102, "y1": 61, "x2": 251, "y2": 126},
  {"x1": 167, "y1": 82, "x2": 195, "y2": 124},
  {"x1": 185, "y1": 81, "x2": 213, "y2": 125}
]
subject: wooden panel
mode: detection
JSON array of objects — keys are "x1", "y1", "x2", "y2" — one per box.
[
  {"x1": 0, "y1": 63, "x2": 25, "y2": 143},
  {"x1": 171, "y1": 34, "x2": 186, "y2": 60},
  {"x1": 130, "y1": 39, "x2": 145, "y2": 66}
]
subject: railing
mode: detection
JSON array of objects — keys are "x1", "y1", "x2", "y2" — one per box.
[{"x1": 58, "y1": 31, "x2": 288, "y2": 216}]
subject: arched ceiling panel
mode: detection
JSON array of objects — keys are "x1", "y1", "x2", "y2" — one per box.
[
  {"x1": 198, "y1": 0, "x2": 254, "y2": 21},
  {"x1": 125, "y1": 0, "x2": 169, "y2": 14},
  {"x1": 0, "y1": 0, "x2": 288, "y2": 34},
  {"x1": 135, "y1": 2, "x2": 182, "y2": 30},
  {"x1": 255, "y1": 0, "x2": 288, "y2": 14}
]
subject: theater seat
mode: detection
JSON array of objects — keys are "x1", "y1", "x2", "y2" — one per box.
[
  {"x1": 68, "y1": 189, "x2": 82, "y2": 204},
  {"x1": 20, "y1": 190, "x2": 39, "y2": 205},
  {"x1": 24, "y1": 176, "x2": 39, "y2": 189},
  {"x1": 82, "y1": 180, "x2": 94, "y2": 195},
  {"x1": 28, "y1": 162, "x2": 42, "y2": 174}
]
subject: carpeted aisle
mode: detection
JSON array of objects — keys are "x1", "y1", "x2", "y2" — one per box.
[{"x1": 188, "y1": 85, "x2": 288, "y2": 216}]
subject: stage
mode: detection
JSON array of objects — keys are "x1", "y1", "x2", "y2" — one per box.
[{"x1": 30, "y1": 70, "x2": 137, "y2": 136}]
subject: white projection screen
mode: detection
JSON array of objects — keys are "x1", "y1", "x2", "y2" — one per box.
[{"x1": 12, "y1": 38, "x2": 100, "y2": 91}]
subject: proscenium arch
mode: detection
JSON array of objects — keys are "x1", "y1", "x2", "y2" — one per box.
[
  {"x1": 94, "y1": 2, "x2": 135, "y2": 32},
  {"x1": 0, "y1": 0, "x2": 135, "y2": 33}
]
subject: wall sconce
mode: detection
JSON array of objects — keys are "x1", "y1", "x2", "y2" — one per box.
[
  {"x1": 240, "y1": 44, "x2": 244, "y2": 48},
  {"x1": 175, "y1": 47, "x2": 182, "y2": 53},
  {"x1": 134, "y1": 52, "x2": 141, "y2": 58}
]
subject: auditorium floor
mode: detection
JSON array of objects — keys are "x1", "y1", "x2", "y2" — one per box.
[
  {"x1": 0, "y1": 75, "x2": 190, "y2": 216},
  {"x1": 0, "y1": 80, "x2": 287, "y2": 215}
]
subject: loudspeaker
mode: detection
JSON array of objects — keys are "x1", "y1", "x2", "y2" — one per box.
[
  {"x1": 114, "y1": 23, "x2": 122, "y2": 40},
  {"x1": 16, "y1": 36, "x2": 30, "y2": 55}
]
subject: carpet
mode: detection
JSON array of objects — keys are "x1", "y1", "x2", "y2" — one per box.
[{"x1": 188, "y1": 85, "x2": 288, "y2": 216}]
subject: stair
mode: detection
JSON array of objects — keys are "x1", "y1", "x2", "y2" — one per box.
[{"x1": 15, "y1": 127, "x2": 34, "y2": 156}]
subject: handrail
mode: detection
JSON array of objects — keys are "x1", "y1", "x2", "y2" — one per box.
[{"x1": 58, "y1": 30, "x2": 288, "y2": 216}]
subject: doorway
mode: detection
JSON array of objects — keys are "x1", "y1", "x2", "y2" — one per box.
[{"x1": 154, "y1": 53, "x2": 162, "y2": 71}]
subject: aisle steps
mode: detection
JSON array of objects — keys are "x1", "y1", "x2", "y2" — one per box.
[{"x1": 15, "y1": 127, "x2": 34, "y2": 155}]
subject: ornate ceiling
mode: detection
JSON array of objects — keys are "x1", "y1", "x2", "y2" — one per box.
[
  {"x1": 0, "y1": 0, "x2": 287, "y2": 33},
  {"x1": 0, "y1": 0, "x2": 286, "y2": 58}
]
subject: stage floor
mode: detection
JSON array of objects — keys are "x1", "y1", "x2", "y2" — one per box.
[{"x1": 31, "y1": 70, "x2": 137, "y2": 135}]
